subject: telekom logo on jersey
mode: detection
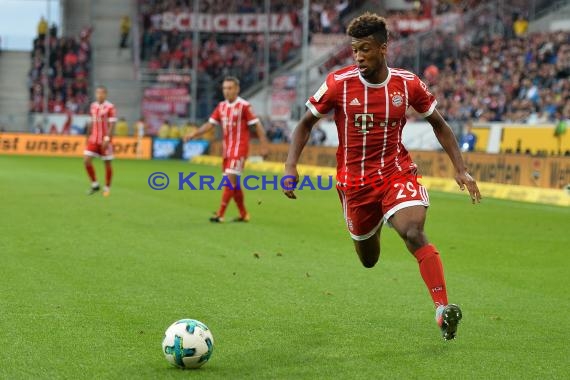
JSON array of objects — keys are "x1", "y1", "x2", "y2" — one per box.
[
  {"x1": 354, "y1": 113, "x2": 401, "y2": 134},
  {"x1": 354, "y1": 113, "x2": 374, "y2": 134}
]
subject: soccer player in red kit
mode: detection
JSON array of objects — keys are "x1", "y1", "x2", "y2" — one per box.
[
  {"x1": 185, "y1": 76, "x2": 269, "y2": 222},
  {"x1": 283, "y1": 13, "x2": 481, "y2": 340},
  {"x1": 84, "y1": 86, "x2": 116, "y2": 196}
]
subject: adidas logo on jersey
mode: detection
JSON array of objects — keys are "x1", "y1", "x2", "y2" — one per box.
[{"x1": 349, "y1": 98, "x2": 361, "y2": 106}]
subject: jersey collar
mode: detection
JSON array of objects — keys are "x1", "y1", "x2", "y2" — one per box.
[
  {"x1": 225, "y1": 97, "x2": 241, "y2": 106},
  {"x1": 358, "y1": 67, "x2": 391, "y2": 88}
]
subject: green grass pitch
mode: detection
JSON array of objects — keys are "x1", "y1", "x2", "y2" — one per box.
[{"x1": 0, "y1": 155, "x2": 568, "y2": 379}]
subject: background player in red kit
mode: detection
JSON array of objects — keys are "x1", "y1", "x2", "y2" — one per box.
[
  {"x1": 185, "y1": 76, "x2": 269, "y2": 222},
  {"x1": 283, "y1": 13, "x2": 481, "y2": 340},
  {"x1": 84, "y1": 85, "x2": 116, "y2": 196}
]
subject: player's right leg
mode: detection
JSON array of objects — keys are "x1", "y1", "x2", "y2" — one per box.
[
  {"x1": 211, "y1": 159, "x2": 233, "y2": 222},
  {"x1": 211, "y1": 158, "x2": 247, "y2": 223},
  {"x1": 337, "y1": 186, "x2": 383, "y2": 268},
  {"x1": 228, "y1": 157, "x2": 248, "y2": 222},
  {"x1": 101, "y1": 145, "x2": 114, "y2": 197},
  {"x1": 83, "y1": 143, "x2": 100, "y2": 195}
]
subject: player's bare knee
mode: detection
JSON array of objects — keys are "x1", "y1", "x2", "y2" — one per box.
[{"x1": 404, "y1": 226, "x2": 427, "y2": 248}]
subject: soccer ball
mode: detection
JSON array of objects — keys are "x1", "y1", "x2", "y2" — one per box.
[{"x1": 162, "y1": 319, "x2": 214, "y2": 369}]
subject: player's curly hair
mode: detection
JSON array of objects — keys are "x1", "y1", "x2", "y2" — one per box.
[{"x1": 346, "y1": 12, "x2": 388, "y2": 44}]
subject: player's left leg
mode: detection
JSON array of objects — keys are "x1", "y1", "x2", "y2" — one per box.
[
  {"x1": 389, "y1": 206, "x2": 462, "y2": 339},
  {"x1": 228, "y1": 157, "x2": 248, "y2": 222},
  {"x1": 337, "y1": 186, "x2": 383, "y2": 267},
  {"x1": 101, "y1": 145, "x2": 114, "y2": 197}
]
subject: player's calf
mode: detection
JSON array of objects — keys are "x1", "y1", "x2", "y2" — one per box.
[{"x1": 353, "y1": 235, "x2": 380, "y2": 268}]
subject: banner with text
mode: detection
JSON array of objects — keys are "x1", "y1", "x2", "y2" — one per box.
[
  {"x1": 0, "y1": 133, "x2": 152, "y2": 159},
  {"x1": 157, "y1": 13, "x2": 295, "y2": 33}
]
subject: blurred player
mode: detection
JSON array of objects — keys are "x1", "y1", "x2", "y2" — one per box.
[
  {"x1": 185, "y1": 76, "x2": 269, "y2": 222},
  {"x1": 283, "y1": 13, "x2": 481, "y2": 340},
  {"x1": 84, "y1": 85, "x2": 117, "y2": 196}
]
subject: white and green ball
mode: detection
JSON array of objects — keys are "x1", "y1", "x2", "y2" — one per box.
[{"x1": 162, "y1": 319, "x2": 214, "y2": 369}]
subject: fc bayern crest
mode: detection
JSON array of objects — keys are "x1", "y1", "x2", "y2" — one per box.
[{"x1": 392, "y1": 95, "x2": 403, "y2": 107}]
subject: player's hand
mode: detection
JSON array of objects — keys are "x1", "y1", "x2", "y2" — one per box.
[
  {"x1": 259, "y1": 143, "x2": 270, "y2": 159},
  {"x1": 455, "y1": 171, "x2": 481, "y2": 204},
  {"x1": 183, "y1": 132, "x2": 197, "y2": 142},
  {"x1": 101, "y1": 141, "x2": 109, "y2": 151},
  {"x1": 283, "y1": 164, "x2": 299, "y2": 199}
]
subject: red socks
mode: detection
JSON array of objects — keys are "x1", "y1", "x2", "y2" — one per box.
[
  {"x1": 414, "y1": 244, "x2": 448, "y2": 307},
  {"x1": 217, "y1": 181, "x2": 247, "y2": 218},
  {"x1": 85, "y1": 162, "x2": 96, "y2": 182},
  {"x1": 105, "y1": 161, "x2": 113, "y2": 187},
  {"x1": 233, "y1": 188, "x2": 247, "y2": 218},
  {"x1": 217, "y1": 187, "x2": 234, "y2": 218}
]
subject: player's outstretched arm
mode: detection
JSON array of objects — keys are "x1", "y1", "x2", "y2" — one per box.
[
  {"x1": 184, "y1": 122, "x2": 214, "y2": 142},
  {"x1": 283, "y1": 110, "x2": 320, "y2": 199},
  {"x1": 254, "y1": 121, "x2": 270, "y2": 157},
  {"x1": 426, "y1": 109, "x2": 482, "y2": 203}
]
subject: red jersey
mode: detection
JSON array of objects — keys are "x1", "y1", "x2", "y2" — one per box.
[
  {"x1": 307, "y1": 65, "x2": 437, "y2": 186},
  {"x1": 208, "y1": 97, "x2": 259, "y2": 158},
  {"x1": 89, "y1": 100, "x2": 117, "y2": 144}
]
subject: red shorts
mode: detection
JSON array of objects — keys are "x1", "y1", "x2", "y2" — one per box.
[
  {"x1": 223, "y1": 157, "x2": 246, "y2": 175},
  {"x1": 84, "y1": 142, "x2": 114, "y2": 160},
  {"x1": 336, "y1": 173, "x2": 429, "y2": 241}
]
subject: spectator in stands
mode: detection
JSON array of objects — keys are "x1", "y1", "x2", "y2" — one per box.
[
  {"x1": 134, "y1": 117, "x2": 147, "y2": 137},
  {"x1": 115, "y1": 117, "x2": 129, "y2": 136},
  {"x1": 38, "y1": 17, "x2": 48, "y2": 39},
  {"x1": 50, "y1": 23, "x2": 58, "y2": 38},
  {"x1": 513, "y1": 14, "x2": 528, "y2": 37},
  {"x1": 266, "y1": 121, "x2": 288, "y2": 143},
  {"x1": 28, "y1": 27, "x2": 92, "y2": 114},
  {"x1": 169, "y1": 123, "x2": 182, "y2": 139},
  {"x1": 181, "y1": 121, "x2": 198, "y2": 139},
  {"x1": 310, "y1": 125, "x2": 326, "y2": 145},
  {"x1": 158, "y1": 120, "x2": 171, "y2": 138},
  {"x1": 120, "y1": 15, "x2": 131, "y2": 49},
  {"x1": 460, "y1": 121, "x2": 477, "y2": 152}
]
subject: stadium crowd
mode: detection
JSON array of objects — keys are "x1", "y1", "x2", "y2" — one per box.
[
  {"x1": 28, "y1": 21, "x2": 92, "y2": 114},
  {"x1": 320, "y1": 3, "x2": 569, "y2": 125},
  {"x1": 430, "y1": 30, "x2": 570, "y2": 124},
  {"x1": 138, "y1": 0, "x2": 362, "y2": 91}
]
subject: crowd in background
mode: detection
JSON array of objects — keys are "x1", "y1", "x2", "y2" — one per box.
[
  {"x1": 431, "y1": 31, "x2": 570, "y2": 124},
  {"x1": 138, "y1": 0, "x2": 361, "y2": 92},
  {"x1": 320, "y1": 3, "x2": 570, "y2": 126},
  {"x1": 28, "y1": 17, "x2": 92, "y2": 114}
]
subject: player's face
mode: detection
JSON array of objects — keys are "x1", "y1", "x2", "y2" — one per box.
[
  {"x1": 222, "y1": 81, "x2": 239, "y2": 102},
  {"x1": 95, "y1": 88, "x2": 107, "y2": 103},
  {"x1": 351, "y1": 37, "x2": 387, "y2": 81}
]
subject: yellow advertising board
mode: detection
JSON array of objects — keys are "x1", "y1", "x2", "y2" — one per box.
[{"x1": 0, "y1": 133, "x2": 152, "y2": 159}]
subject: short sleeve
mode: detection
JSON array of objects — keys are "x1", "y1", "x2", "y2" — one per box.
[
  {"x1": 108, "y1": 104, "x2": 117, "y2": 122},
  {"x1": 306, "y1": 73, "x2": 337, "y2": 118},
  {"x1": 409, "y1": 75, "x2": 437, "y2": 118},
  {"x1": 208, "y1": 104, "x2": 221, "y2": 125},
  {"x1": 243, "y1": 104, "x2": 259, "y2": 126}
]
